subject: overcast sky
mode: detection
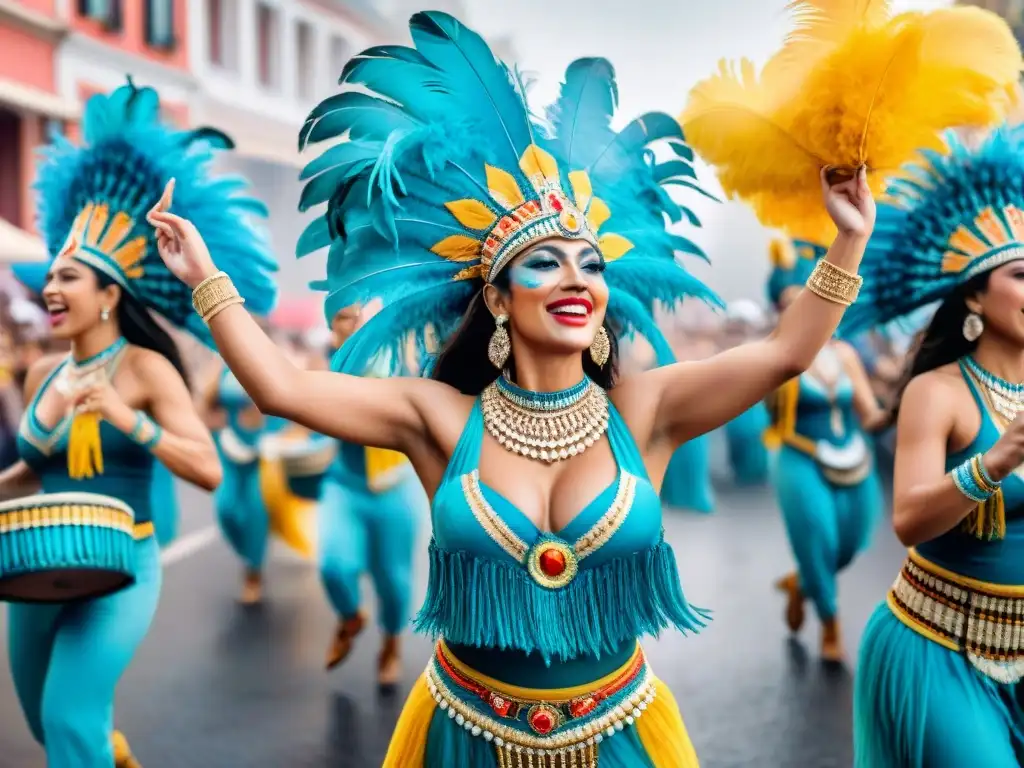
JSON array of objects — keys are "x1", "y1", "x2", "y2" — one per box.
[{"x1": 383, "y1": 0, "x2": 959, "y2": 301}]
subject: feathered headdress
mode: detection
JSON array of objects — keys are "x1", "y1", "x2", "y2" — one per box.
[
  {"x1": 766, "y1": 235, "x2": 827, "y2": 306},
  {"x1": 841, "y1": 124, "x2": 1024, "y2": 336},
  {"x1": 297, "y1": 11, "x2": 719, "y2": 376},
  {"x1": 16, "y1": 78, "x2": 278, "y2": 338},
  {"x1": 680, "y1": 0, "x2": 1022, "y2": 245}
]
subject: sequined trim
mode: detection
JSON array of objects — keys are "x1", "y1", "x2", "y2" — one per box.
[
  {"x1": 461, "y1": 470, "x2": 639, "y2": 567},
  {"x1": 574, "y1": 472, "x2": 636, "y2": 559},
  {"x1": 888, "y1": 549, "x2": 1024, "y2": 683},
  {"x1": 462, "y1": 471, "x2": 530, "y2": 562}
]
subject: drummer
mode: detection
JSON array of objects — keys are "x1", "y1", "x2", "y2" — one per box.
[
  {"x1": 320, "y1": 304, "x2": 426, "y2": 692},
  {"x1": 0, "y1": 81, "x2": 276, "y2": 768}
]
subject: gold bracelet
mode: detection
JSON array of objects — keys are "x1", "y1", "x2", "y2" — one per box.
[
  {"x1": 203, "y1": 295, "x2": 245, "y2": 324},
  {"x1": 192, "y1": 272, "x2": 239, "y2": 318},
  {"x1": 805, "y1": 259, "x2": 863, "y2": 306}
]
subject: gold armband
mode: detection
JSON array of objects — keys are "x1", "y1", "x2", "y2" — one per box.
[
  {"x1": 192, "y1": 271, "x2": 245, "y2": 323},
  {"x1": 805, "y1": 259, "x2": 862, "y2": 306}
]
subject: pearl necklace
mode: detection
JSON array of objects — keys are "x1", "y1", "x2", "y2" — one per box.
[
  {"x1": 53, "y1": 338, "x2": 127, "y2": 397},
  {"x1": 481, "y1": 376, "x2": 609, "y2": 463},
  {"x1": 964, "y1": 356, "x2": 1024, "y2": 423}
]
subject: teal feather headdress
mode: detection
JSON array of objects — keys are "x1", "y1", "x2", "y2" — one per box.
[
  {"x1": 841, "y1": 125, "x2": 1024, "y2": 336},
  {"x1": 766, "y1": 236, "x2": 826, "y2": 307},
  {"x1": 15, "y1": 78, "x2": 278, "y2": 342},
  {"x1": 297, "y1": 12, "x2": 719, "y2": 376}
]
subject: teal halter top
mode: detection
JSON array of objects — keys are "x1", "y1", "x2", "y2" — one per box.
[
  {"x1": 918, "y1": 361, "x2": 1024, "y2": 585},
  {"x1": 16, "y1": 343, "x2": 156, "y2": 523},
  {"x1": 794, "y1": 355, "x2": 858, "y2": 448},
  {"x1": 416, "y1": 396, "x2": 708, "y2": 665}
]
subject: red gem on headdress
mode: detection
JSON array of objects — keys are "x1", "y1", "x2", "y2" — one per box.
[
  {"x1": 489, "y1": 693, "x2": 513, "y2": 717},
  {"x1": 538, "y1": 547, "x2": 567, "y2": 577},
  {"x1": 548, "y1": 193, "x2": 563, "y2": 212},
  {"x1": 569, "y1": 697, "x2": 597, "y2": 719}
]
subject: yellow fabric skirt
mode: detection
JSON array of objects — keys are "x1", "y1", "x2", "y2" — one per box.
[{"x1": 384, "y1": 642, "x2": 699, "y2": 767}]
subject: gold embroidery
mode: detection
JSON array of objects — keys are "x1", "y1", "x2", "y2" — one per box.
[
  {"x1": 574, "y1": 472, "x2": 636, "y2": 559},
  {"x1": 462, "y1": 471, "x2": 529, "y2": 562}
]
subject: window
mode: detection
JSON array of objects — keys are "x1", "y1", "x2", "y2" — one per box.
[
  {"x1": 208, "y1": 0, "x2": 223, "y2": 65},
  {"x1": 256, "y1": 3, "x2": 281, "y2": 90},
  {"x1": 330, "y1": 36, "x2": 350, "y2": 81},
  {"x1": 296, "y1": 22, "x2": 314, "y2": 100},
  {"x1": 145, "y1": 0, "x2": 175, "y2": 50},
  {"x1": 76, "y1": 0, "x2": 122, "y2": 31}
]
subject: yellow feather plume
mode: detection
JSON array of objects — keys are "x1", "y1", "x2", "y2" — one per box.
[{"x1": 680, "y1": 0, "x2": 1022, "y2": 242}]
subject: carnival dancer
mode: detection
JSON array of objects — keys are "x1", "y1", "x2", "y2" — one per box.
[
  {"x1": 199, "y1": 338, "x2": 319, "y2": 605},
  {"x1": 847, "y1": 125, "x2": 1024, "y2": 767},
  {"x1": 148, "y1": 13, "x2": 875, "y2": 765},
  {"x1": 764, "y1": 237, "x2": 886, "y2": 662},
  {"x1": 0, "y1": 80, "x2": 276, "y2": 768},
  {"x1": 320, "y1": 305, "x2": 426, "y2": 692}
]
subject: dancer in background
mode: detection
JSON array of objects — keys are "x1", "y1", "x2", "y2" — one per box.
[
  {"x1": 719, "y1": 300, "x2": 771, "y2": 487},
  {"x1": 765, "y1": 236, "x2": 886, "y2": 662},
  {"x1": 320, "y1": 304, "x2": 425, "y2": 692},
  {"x1": 149, "y1": 12, "x2": 872, "y2": 765},
  {"x1": 849, "y1": 126, "x2": 1024, "y2": 767},
  {"x1": 199, "y1": 329, "x2": 317, "y2": 605},
  {"x1": 1, "y1": 80, "x2": 275, "y2": 768},
  {"x1": 659, "y1": 305, "x2": 719, "y2": 514}
]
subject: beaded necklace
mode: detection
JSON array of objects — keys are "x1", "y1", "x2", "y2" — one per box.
[{"x1": 964, "y1": 355, "x2": 1024, "y2": 424}]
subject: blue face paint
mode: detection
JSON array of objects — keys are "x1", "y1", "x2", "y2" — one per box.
[{"x1": 510, "y1": 256, "x2": 556, "y2": 290}]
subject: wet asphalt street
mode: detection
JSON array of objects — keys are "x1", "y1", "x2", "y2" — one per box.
[{"x1": 0, "y1": 457, "x2": 903, "y2": 768}]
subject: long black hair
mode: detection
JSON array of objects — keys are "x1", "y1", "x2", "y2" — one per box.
[
  {"x1": 95, "y1": 271, "x2": 191, "y2": 390},
  {"x1": 888, "y1": 271, "x2": 991, "y2": 424},
  {"x1": 429, "y1": 272, "x2": 619, "y2": 395}
]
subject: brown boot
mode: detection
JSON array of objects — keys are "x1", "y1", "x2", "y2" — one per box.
[
  {"x1": 113, "y1": 730, "x2": 142, "y2": 768},
  {"x1": 240, "y1": 569, "x2": 263, "y2": 605},
  {"x1": 821, "y1": 616, "x2": 846, "y2": 663},
  {"x1": 775, "y1": 572, "x2": 805, "y2": 633},
  {"x1": 326, "y1": 612, "x2": 366, "y2": 670},
  {"x1": 377, "y1": 634, "x2": 401, "y2": 693}
]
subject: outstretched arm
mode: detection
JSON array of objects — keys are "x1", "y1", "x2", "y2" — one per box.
[
  {"x1": 146, "y1": 181, "x2": 446, "y2": 457},
  {"x1": 619, "y1": 169, "x2": 874, "y2": 448}
]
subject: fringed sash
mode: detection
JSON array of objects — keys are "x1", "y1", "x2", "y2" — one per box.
[{"x1": 415, "y1": 537, "x2": 709, "y2": 663}]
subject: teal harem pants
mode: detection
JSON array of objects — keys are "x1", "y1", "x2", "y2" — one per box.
[
  {"x1": 6, "y1": 536, "x2": 161, "y2": 768},
  {"x1": 774, "y1": 446, "x2": 883, "y2": 620},
  {"x1": 318, "y1": 476, "x2": 423, "y2": 633},
  {"x1": 855, "y1": 603, "x2": 1024, "y2": 766},
  {"x1": 215, "y1": 453, "x2": 269, "y2": 571}
]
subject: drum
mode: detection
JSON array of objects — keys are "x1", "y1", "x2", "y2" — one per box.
[
  {"x1": 278, "y1": 436, "x2": 337, "y2": 501},
  {"x1": 0, "y1": 492, "x2": 137, "y2": 602}
]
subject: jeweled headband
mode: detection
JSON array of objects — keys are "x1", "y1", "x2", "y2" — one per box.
[
  {"x1": 842, "y1": 125, "x2": 1024, "y2": 336},
  {"x1": 297, "y1": 12, "x2": 721, "y2": 377}
]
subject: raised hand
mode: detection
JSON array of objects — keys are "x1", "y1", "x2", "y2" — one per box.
[
  {"x1": 821, "y1": 166, "x2": 875, "y2": 239},
  {"x1": 146, "y1": 179, "x2": 218, "y2": 289}
]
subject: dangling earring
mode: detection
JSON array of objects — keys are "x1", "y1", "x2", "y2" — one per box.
[
  {"x1": 590, "y1": 326, "x2": 610, "y2": 367},
  {"x1": 488, "y1": 314, "x2": 510, "y2": 369},
  {"x1": 100, "y1": 307, "x2": 110, "y2": 322},
  {"x1": 963, "y1": 312, "x2": 984, "y2": 342}
]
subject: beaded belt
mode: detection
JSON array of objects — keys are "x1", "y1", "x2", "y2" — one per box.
[
  {"x1": 888, "y1": 549, "x2": 1024, "y2": 683},
  {"x1": 426, "y1": 641, "x2": 656, "y2": 768}
]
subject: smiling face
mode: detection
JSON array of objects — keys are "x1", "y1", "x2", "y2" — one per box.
[
  {"x1": 40, "y1": 258, "x2": 120, "y2": 340},
  {"x1": 968, "y1": 260, "x2": 1024, "y2": 344},
  {"x1": 485, "y1": 237, "x2": 609, "y2": 359}
]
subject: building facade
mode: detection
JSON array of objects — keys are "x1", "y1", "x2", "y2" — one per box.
[
  {"x1": 188, "y1": 0, "x2": 390, "y2": 304},
  {"x1": 0, "y1": 0, "x2": 73, "y2": 261}
]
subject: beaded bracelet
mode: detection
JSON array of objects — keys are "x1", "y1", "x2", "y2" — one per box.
[
  {"x1": 951, "y1": 454, "x2": 1000, "y2": 503},
  {"x1": 128, "y1": 410, "x2": 162, "y2": 450},
  {"x1": 192, "y1": 271, "x2": 245, "y2": 324}
]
